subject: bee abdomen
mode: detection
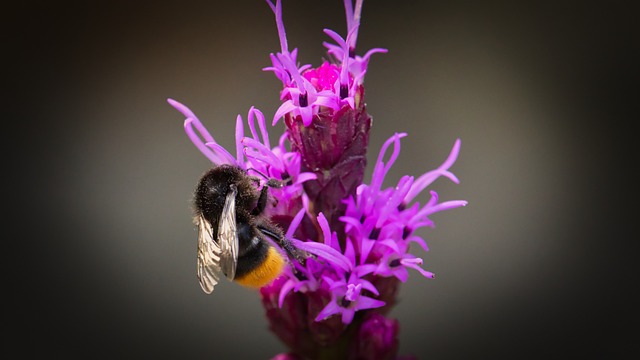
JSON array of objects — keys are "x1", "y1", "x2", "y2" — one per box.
[{"x1": 234, "y1": 246, "x2": 285, "y2": 288}]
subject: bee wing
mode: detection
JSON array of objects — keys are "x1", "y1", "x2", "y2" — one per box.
[
  {"x1": 196, "y1": 214, "x2": 222, "y2": 294},
  {"x1": 218, "y1": 185, "x2": 238, "y2": 280}
]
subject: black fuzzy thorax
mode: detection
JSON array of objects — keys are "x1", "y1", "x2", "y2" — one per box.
[
  {"x1": 193, "y1": 164, "x2": 277, "y2": 279},
  {"x1": 194, "y1": 164, "x2": 259, "y2": 239}
]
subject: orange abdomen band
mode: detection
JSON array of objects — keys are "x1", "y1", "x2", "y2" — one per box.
[{"x1": 234, "y1": 247, "x2": 285, "y2": 288}]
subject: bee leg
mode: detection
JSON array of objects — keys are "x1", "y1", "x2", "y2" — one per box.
[
  {"x1": 280, "y1": 237, "x2": 311, "y2": 267},
  {"x1": 258, "y1": 224, "x2": 311, "y2": 266},
  {"x1": 253, "y1": 177, "x2": 292, "y2": 216},
  {"x1": 252, "y1": 185, "x2": 271, "y2": 216}
]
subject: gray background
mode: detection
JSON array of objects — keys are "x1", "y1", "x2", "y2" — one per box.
[{"x1": 8, "y1": 0, "x2": 636, "y2": 358}]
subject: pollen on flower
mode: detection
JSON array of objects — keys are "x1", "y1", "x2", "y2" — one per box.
[{"x1": 302, "y1": 62, "x2": 342, "y2": 92}]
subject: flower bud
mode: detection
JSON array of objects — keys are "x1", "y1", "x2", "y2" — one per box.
[{"x1": 350, "y1": 313, "x2": 400, "y2": 360}]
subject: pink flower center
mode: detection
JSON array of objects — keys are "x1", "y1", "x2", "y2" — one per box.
[
  {"x1": 345, "y1": 283, "x2": 362, "y2": 302},
  {"x1": 303, "y1": 61, "x2": 340, "y2": 91}
]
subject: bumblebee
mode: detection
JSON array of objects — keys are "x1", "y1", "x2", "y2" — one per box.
[{"x1": 193, "y1": 164, "x2": 305, "y2": 294}]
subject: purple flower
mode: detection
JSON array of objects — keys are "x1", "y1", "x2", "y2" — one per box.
[
  {"x1": 316, "y1": 272, "x2": 385, "y2": 324},
  {"x1": 341, "y1": 133, "x2": 467, "y2": 280},
  {"x1": 264, "y1": 0, "x2": 383, "y2": 239},
  {"x1": 170, "y1": 1, "x2": 466, "y2": 358}
]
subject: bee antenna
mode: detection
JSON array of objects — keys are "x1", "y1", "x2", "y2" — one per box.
[
  {"x1": 247, "y1": 167, "x2": 270, "y2": 180},
  {"x1": 248, "y1": 168, "x2": 291, "y2": 188}
]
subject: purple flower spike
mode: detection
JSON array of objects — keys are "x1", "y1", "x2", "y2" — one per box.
[
  {"x1": 264, "y1": 0, "x2": 390, "y2": 242},
  {"x1": 171, "y1": 1, "x2": 466, "y2": 358}
]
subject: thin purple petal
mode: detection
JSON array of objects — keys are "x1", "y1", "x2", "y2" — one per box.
[
  {"x1": 291, "y1": 239, "x2": 352, "y2": 272},
  {"x1": 286, "y1": 208, "x2": 306, "y2": 239},
  {"x1": 278, "y1": 279, "x2": 296, "y2": 308},
  {"x1": 315, "y1": 300, "x2": 341, "y2": 322},
  {"x1": 353, "y1": 296, "x2": 386, "y2": 312}
]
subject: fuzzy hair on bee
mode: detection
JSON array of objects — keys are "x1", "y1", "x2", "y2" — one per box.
[{"x1": 193, "y1": 164, "x2": 306, "y2": 294}]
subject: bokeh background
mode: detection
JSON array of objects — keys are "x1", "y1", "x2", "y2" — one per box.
[{"x1": 8, "y1": 0, "x2": 636, "y2": 358}]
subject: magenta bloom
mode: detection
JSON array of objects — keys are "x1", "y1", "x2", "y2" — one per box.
[{"x1": 169, "y1": 1, "x2": 466, "y2": 359}]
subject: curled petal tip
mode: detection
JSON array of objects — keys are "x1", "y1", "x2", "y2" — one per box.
[
  {"x1": 167, "y1": 98, "x2": 187, "y2": 112},
  {"x1": 167, "y1": 98, "x2": 181, "y2": 108}
]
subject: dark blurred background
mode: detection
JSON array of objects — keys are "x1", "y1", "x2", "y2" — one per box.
[{"x1": 7, "y1": 0, "x2": 637, "y2": 358}]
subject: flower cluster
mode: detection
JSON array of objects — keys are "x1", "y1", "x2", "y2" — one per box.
[{"x1": 169, "y1": 1, "x2": 466, "y2": 359}]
